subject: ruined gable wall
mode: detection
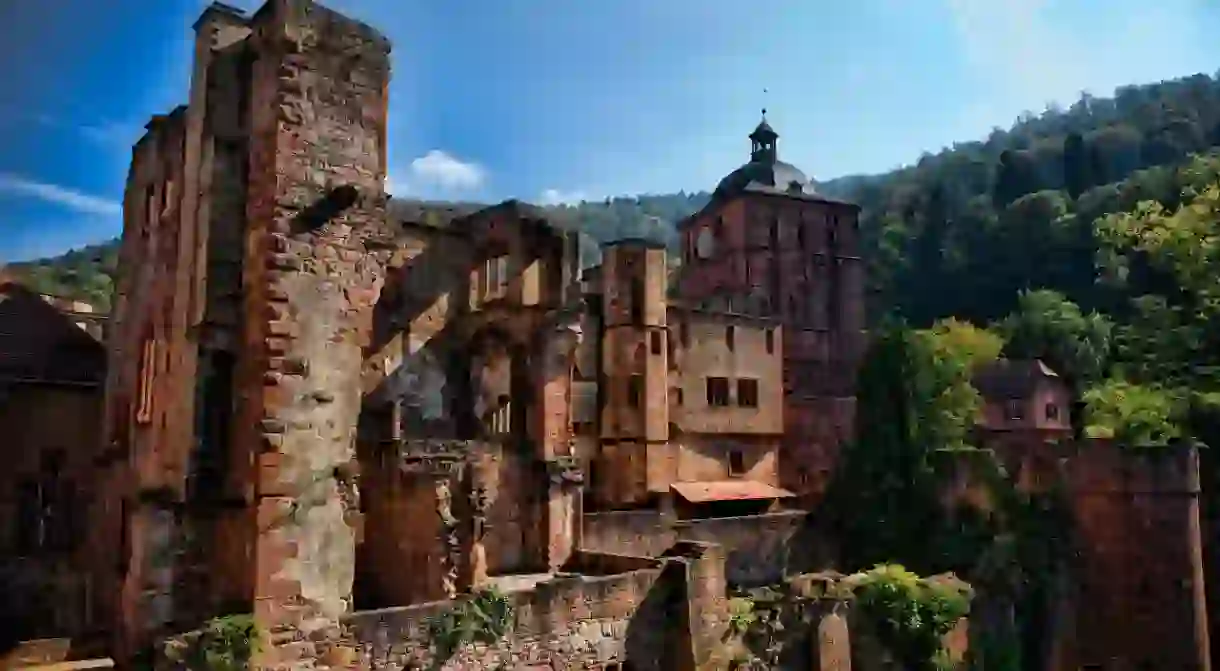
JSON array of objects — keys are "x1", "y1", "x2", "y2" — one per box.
[{"x1": 237, "y1": 1, "x2": 393, "y2": 666}]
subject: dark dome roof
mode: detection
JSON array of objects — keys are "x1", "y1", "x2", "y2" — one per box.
[{"x1": 714, "y1": 158, "x2": 820, "y2": 199}]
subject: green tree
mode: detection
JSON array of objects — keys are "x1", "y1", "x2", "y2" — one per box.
[
  {"x1": 827, "y1": 323, "x2": 965, "y2": 572},
  {"x1": 998, "y1": 290, "x2": 1113, "y2": 386},
  {"x1": 1082, "y1": 378, "x2": 1182, "y2": 446},
  {"x1": 1063, "y1": 132, "x2": 1091, "y2": 199},
  {"x1": 918, "y1": 318, "x2": 1005, "y2": 432}
]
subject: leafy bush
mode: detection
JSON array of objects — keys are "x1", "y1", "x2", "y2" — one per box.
[
  {"x1": 851, "y1": 565, "x2": 972, "y2": 671},
  {"x1": 425, "y1": 588, "x2": 515, "y2": 663}
]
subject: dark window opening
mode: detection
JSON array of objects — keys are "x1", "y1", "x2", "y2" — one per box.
[
  {"x1": 726, "y1": 326, "x2": 735, "y2": 351},
  {"x1": 628, "y1": 375, "x2": 643, "y2": 408},
  {"x1": 1006, "y1": 400, "x2": 1025, "y2": 421},
  {"x1": 679, "y1": 322, "x2": 689, "y2": 347},
  {"x1": 798, "y1": 225, "x2": 806, "y2": 248},
  {"x1": 706, "y1": 377, "x2": 730, "y2": 407},
  {"x1": 630, "y1": 278, "x2": 644, "y2": 325},
  {"x1": 765, "y1": 329, "x2": 775, "y2": 354},
  {"x1": 191, "y1": 350, "x2": 236, "y2": 500},
  {"x1": 737, "y1": 379, "x2": 759, "y2": 408},
  {"x1": 673, "y1": 387, "x2": 684, "y2": 406},
  {"x1": 650, "y1": 330, "x2": 662, "y2": 355},
  {"x1": 729, "y1": 450, "x2": 746, "y2": 476},
  {"x1": 1045, "y1": 403, "x2": 1059, "y2": 421}
]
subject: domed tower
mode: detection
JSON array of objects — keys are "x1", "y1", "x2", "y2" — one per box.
[
  {"x1": 596, "y1": 238, "x2": 670, "y2": 507},
  {"x1": 675, "y1": 112, "x2": 866, "y2": 499}
]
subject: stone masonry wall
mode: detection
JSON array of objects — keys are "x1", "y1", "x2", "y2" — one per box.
[
  {"x1": 581, "y1": 510, "x2": 812, "y2": 587},
  {"x1": 339, "y1": 560, "x2": 669, "y2": 670},
  {"x1": 239, "y1": 1, "x2": 393, "y2": 668}
]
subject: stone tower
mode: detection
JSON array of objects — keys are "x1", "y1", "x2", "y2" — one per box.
[
  {"x1": 237, "y1": 1, "x2": 391, "y2": 667},
  {"x1": 596, "y1": 239, "x2": 670, "y2": 507}
]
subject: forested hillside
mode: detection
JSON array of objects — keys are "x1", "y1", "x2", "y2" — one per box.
[{"x1": 9, "y1": 71, "x2": 1220, "y2": 332}]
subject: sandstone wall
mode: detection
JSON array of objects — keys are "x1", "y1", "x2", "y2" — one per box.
[
  {"x1": 236, "y1": 1, "x2": 394, "y2": 667},
  {"x1": 943, "y1": 440, "x2": 1210, "y2": 670}
]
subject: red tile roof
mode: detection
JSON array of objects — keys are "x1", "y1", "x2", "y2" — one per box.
[{"x1": 670, "y1": 480, "x2": 794, "y2": 504}]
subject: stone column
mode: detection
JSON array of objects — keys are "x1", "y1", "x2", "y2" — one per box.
[
  {"x1": 816, "y1": 605, "x2": 851, "y2": 671},
  {"x1": 534, "y1": 317, "x2": 583, "y2": 460},
  {"x1": 543, "y1": 457, "x2": 585, "y2": 572},
  {"x1": 240, "y1": 2, "x2": 392, "y2": 668},
  {"x1": 400, "y1": 441, "x2": 475, "y2": 600}
]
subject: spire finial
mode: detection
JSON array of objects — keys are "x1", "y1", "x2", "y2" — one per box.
[{"x1": 762, "y1": 88, "x2": 768, "y2": 119}]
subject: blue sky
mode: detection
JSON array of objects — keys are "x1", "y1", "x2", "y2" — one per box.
[{"x1": 1, "y1": 0, "x2": 1218, "y2": 263}]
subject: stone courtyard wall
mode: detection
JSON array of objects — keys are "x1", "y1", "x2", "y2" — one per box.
[
  {"x1": 340, "y1": 556, "x2": 672, "y2": 670},
  {"x1": 581, "y1": 509, "x2": 812, "y2": 587}
]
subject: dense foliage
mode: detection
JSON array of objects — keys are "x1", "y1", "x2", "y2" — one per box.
[
  {"x1": 5, "y1": 241, "x2": 118, "y2": 311},
  {"x1": 849, "y1": 565, "x2": 972, "y2": 671},
  {"x1": 825, "y1": 323, "x2": 955, "y2": 571}
]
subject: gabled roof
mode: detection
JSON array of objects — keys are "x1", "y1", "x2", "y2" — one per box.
[
  {"x1": 972, "y1": 359, "x2": 1061, "y2": 400},
  {"x1": 0, "y1": 282, "x2": 107, "y2": 385}
]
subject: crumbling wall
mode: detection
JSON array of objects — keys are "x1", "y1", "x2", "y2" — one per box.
[
  {"x1": 1060, "y1": 441, "x2": 1209, "y2": 670},
  {"x1": 340, "y1": 562, "x2": 668, "y2": 670},
  {"x1": 236, "y1": 1, "x2": 394, "y2": 667}
]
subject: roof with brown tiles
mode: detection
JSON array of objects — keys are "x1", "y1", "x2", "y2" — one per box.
[{"x1": 0, "y1": 282, "x2": 107, "y2": 385}]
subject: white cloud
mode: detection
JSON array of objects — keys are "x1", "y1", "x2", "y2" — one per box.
[
  {"x1": 384, "y1": 172, "x2": 401, "y2": 196},
  {"x1": 408, "y1": 150, "x2": 485, "y2": 192},
  {"x1": 538, "y1": 188, "x2": 588, "y2": 206},
  {"x1": 0, "y1": 173, "x2": 121, "y2": 217}
]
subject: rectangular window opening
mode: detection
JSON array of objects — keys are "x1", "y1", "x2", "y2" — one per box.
[
  {"x1": 729, "y1": 449, "x2": 746, "y2": 477},
  {"x1": 737, "y1": 379, "x2": 759, "y2": 408},
  {"x1": 628, "y1": 375, "x2": 643, "y2": 408},
  {"x1": 706, "y1": 377, "x2": 729, "y2": 407}
]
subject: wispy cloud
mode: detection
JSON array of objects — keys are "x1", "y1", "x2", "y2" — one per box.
[
  {"x1": 0, "y1": 173, "x2": 121, "y2": 216},
  {"x1": 942, "y1": 0, "x2": 1206, "y2": 135},
  {"x1": 23, "y1": 112, "x2": 138, "y2": 148},
  {"x1": 77, "y1": 121, "x2": 140, "y2": 148},
  {"x1": 944, "y1": 0, "x2": 1091, "y2": 129},
  {"x1": 538, "y1": 188, "x2": 589, "y2": 206}
]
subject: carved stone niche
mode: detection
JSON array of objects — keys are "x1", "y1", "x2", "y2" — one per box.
[
  {"x1": 397, "y1": 438, "x2": 480, "y2": 477},
  {"x1": 545, "y1": 455, "x2": 584, "y2": 487}
]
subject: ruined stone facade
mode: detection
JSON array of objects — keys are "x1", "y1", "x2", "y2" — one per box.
[
  {"x1": 82, "y1": 2, "x2": 801, "y2": 667},
  {"x1": 3, "y1": 1, "x2": 1205, "y2": 669}
]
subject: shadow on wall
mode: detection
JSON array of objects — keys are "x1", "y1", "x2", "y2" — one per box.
[{"x1": 624, "y1": 559, "x2": 685, "y2": 671}]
